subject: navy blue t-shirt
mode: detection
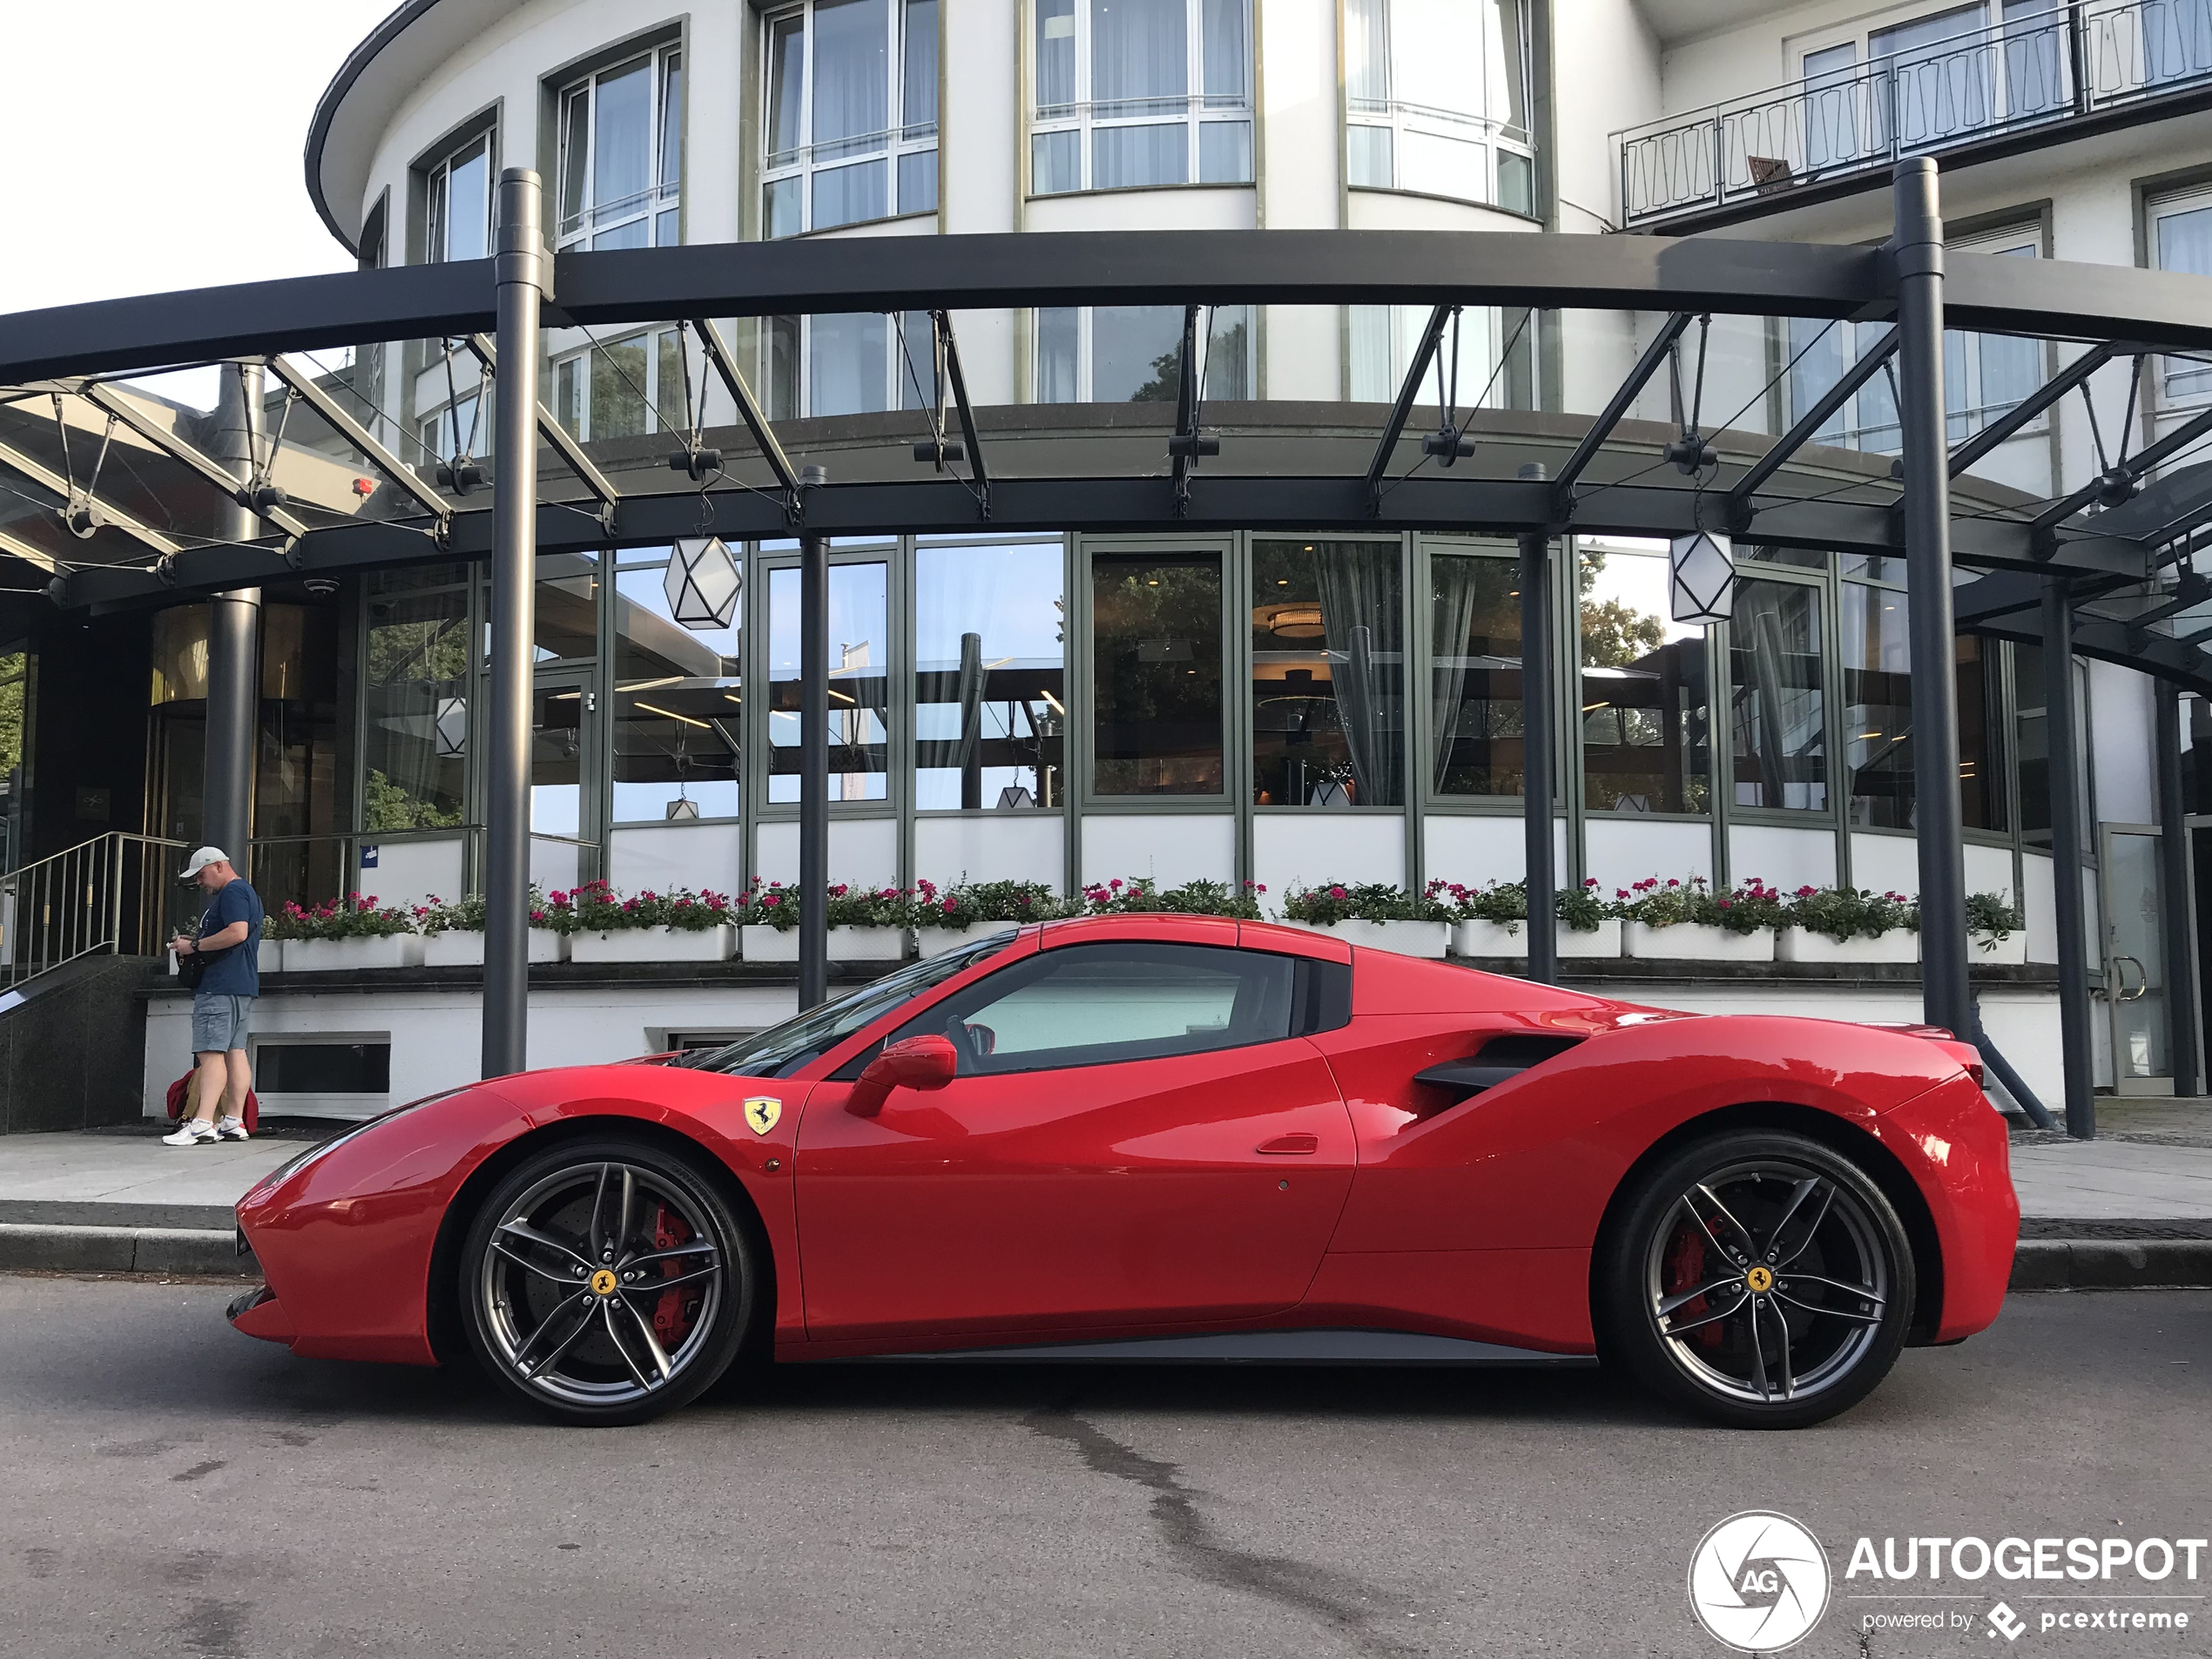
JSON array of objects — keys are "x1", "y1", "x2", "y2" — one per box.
[{"x1": 196, "y1": 878, "x2": 264, "y2": 998}]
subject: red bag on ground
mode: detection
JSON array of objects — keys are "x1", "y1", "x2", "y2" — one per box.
[{"x1": 164, "y1": 1071, "x2": 261, "y2": 1133}]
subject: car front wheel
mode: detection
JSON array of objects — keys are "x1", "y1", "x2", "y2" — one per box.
[
  {"x1": 1597, "y1": 1130, "x2": 1915, "y2": 1429},
  {"x1": 460, "y1": 1136, "x2": 756, "y2": 1426}
]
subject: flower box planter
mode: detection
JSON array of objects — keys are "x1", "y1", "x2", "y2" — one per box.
[
  {"x1": 739, "y1": 925, "x2": 910, "y2": 962},
  {"x1": 257, "y1": 940, "x2": 283, "y2": 974},
  {"x1": 1971, "y1": 931, "x2": 2027, "y2": 965},
  {"x1": 1450, "y1": 920, "x2": 1622, "y2": 960},
  {"x1": 1621, "y1": 921, "x2": 1774, "y2": 963},
  {"x1": 1285, "y1": 919, "x2": 1450, "y2": 958},
  {"x1": 420, "y1": 929, "x2": 566, "y2": 968},
  {"x1": 1775, "y1": 927, "x2": 1917, "y2": 965},
  {"x1": 568, "y1": 925, "x2": 733, "y2": 965},
  {"x1": 282, "y1": 934, "x2": 428, "y2": 973}
]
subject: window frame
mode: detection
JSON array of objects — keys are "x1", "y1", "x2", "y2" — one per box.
[
  {"x1": 554, "y1": 43, "x2": 685, "y2": 253},
  {"x1": 1031, "y1": 304, "x2": 1257, "y2": 403},
  {"x1": 1028, "y1": 0, "x2": 1255, "y2": 197},
  {"x1": 1341, "y1": 0, "x2": 1534, "y2": 212},
  {"x1": 2147, "y1": 182, "x2": 2212, "y2": 414},
  {"x1": 759, "y1": 0, "x2": 941, "y2": 239},
  {"x1": 422, "y1": 125, "x2": 497, "y2": 265},
  {"x1": 550, "y1": 326, "x2": 692, "y2": 442}
]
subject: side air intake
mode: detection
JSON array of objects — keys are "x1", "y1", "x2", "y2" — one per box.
[{"x1": 1413, "y1": 1033, "x2": 1583, "y2": 1104}]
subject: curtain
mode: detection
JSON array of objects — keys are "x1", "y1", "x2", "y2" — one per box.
[
  {"x1": 1429, "y1": 555, "x2": 1486, "y2": 794},
  {"x1": 592, "y1": 59, "x2": 652, "y2": 217},
  {"x1": 1202, "y1": 0, "x2": 1249, "y2": 100},
  {"x1": 1094, "y1": 0, "x2": 1189, "y2": 107},
  {"x1": 1345, "y1": 0, "x2": 1387, "y2": 103},
  {"x1": 1315, "y1": 542, "x2": 1403, "y2": 806},
  {"x1": 814, "y1": 0, "x2": 890, "y2": 149}
]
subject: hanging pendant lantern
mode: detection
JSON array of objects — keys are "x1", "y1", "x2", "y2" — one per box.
[
  {"x1": 1669, "y1": 529, "x2": 1735, "y2": 624},
  {"x1": 665, "y1": 536, "x2": 741, "y2": 630}
]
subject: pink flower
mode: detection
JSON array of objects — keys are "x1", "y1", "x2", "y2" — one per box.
[
  {"x1": 1796, "y1": 886, "x2": 1816, "y2": 898},
  {"x1": 941, "y1": 898, "x2": 957, "y2": 913},
  {"x1": 1256, "y1": 884, "x2": 1267, "y2": 894},
  {"x1": 1328, "y1": 886, "x2": 1347, "y2": 900},
  {"x1": 763, "y1": 894, "x2": 781, "y2": 907},
  {"x1": 1717, "y1": 899, "x2": 1733, "y2": 909},
  {"x1": 1666, "y1": 879, "x2": 1681, "y2": 888},
  {"x1": 1615, "y1": 889, "x2": 1629, "y2": 899},
  {"x1": 529, "y1": 909, "x2": 545, "y2": 922},
  {"x1": 1109, "y1": 879, "x2": 1123, "y2": 890}
]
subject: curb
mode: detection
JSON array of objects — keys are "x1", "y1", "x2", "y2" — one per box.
[
  {"x1": 0, "y1": 1224, "x2": 253, "y2": 1278},
  {"x1": 2009, "y1": 1238, "x2": 2212, "y2": 1291}
]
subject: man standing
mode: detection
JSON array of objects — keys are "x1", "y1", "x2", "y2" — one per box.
[{"x1": 163, "y1": 846, "x2": 264, "y2": 1147}]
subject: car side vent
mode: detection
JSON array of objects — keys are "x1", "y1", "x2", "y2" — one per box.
[{"x1": 1413, "y1": 1033, "x2": 1583, "y2": 1104}]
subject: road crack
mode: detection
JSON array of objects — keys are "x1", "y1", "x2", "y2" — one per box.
[{"x1": 1024, "y1": 1406, "x2": 1416, "y2": 1656}]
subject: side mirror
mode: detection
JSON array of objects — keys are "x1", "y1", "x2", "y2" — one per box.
[{"x1": 847, "y1": 1033, "x2": 960, "y2": 1116}]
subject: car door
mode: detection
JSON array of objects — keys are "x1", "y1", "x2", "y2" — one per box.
[{"x1": 794, "y1": 938, "x2": 1355, "y2": 1342}]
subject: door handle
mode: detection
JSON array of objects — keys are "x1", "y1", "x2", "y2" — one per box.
[
  {"x1": 1255, "y1": 1133, "x2": 1318, "y2": 1156},
  {"x1": 2112, "y1": 954, "x2": 2149, "y2": 1001}
]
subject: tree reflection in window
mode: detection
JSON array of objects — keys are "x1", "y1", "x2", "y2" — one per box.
[
  {"x1": 1578, "y1": 541, "x2": 1709, "y2": 814},
  {"x1": 1091, "y1": 551, "x2": 1223, "y2": 795}
]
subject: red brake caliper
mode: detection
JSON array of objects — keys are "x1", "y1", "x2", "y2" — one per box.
[
  {"x1": 651, "y1": 1204, "x2": 702, "y2": 1348},
  {"x1": 1666, "y1": 1226, "x2": 1723, "y2": 1348}
]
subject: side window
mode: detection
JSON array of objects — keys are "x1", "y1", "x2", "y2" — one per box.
[{"x1": 887, "y1": 941, "x2": 1299, "y2": 1074}]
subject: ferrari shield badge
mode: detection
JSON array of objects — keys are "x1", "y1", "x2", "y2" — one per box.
[{"x1": 743, "y1": 1096, "x2": 782, "y2": 1136}]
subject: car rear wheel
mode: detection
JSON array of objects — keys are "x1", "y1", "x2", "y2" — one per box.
[
  {"x1": 1596, "y1": 1130, "x2": 1914, "y2": 1429},
  {"x1": 460, "y1": 1136, "x2": 756, "y2": 1426}
]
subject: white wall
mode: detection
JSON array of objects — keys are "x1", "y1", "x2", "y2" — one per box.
[
  {"x1": 1079, "y1": 813, "x2": 1235, "y2": 887},
  {"x1": 356, "y1": 836, "x2": 466, "y2": 909},
  {"x1": 610, "y1": 822, "x2": 745, "y2": 895},
  {"x1": 912, "y1": 812, "x2": 1064, "y2": 889},
  {"x1": 1423, "y1": 813, "x2": 1562, "y2": 886},
  {"x1": 1731, "y1": 823, "x2": 1835, "y2": 891},
  {"x1": 1587, "y1": 817, "x2": 1712, "y2": 891},
  {"x1": 754, "y1": 817, "x2": 901, "y2": 888},
  {"x1": 1252, "y1": 814, "x2": 1405, "y2": 897}
]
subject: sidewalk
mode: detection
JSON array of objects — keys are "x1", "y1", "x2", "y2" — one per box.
[{"x1": 2, "y1": 1105, "x2": 2210, "y2": 1283}]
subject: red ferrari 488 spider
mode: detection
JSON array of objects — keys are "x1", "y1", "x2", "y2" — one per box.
[{"x1": 229, "y1": 914, "x2": 2016, "y2": 1428}]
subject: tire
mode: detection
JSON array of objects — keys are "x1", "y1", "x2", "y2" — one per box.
[
  {"x1": 459, "y1": 1136, "x2": 757, "y2": 1426},
  {"x1": 1595, "y1": 1130, "x2": 1915, "y2": 1429}
]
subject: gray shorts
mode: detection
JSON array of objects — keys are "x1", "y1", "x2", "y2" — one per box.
[{"x1": 191, "y1": 994, "x2": 253, "y2": 1055}]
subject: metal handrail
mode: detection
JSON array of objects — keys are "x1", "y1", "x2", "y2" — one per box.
[
  {"x1": 1615, "y1": 0, "x2": 2212, "y2": 225},
  {"x1": 0, "y1": 832, "x2": 191, "y2": 992}
]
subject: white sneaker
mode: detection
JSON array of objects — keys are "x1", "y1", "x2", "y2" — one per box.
[
  {"x1": 214, "y1": 1116, "x2": 250, "y2": 1142},
  {"x1": 161, "y1": 1120, "x2": 218, "y2": 1147}
]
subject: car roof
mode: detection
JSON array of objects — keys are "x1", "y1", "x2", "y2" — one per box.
[{"x1": 1038, "y1": 912, "x2": 1351, "y2": 962}]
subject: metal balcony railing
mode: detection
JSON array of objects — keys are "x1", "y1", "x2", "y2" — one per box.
[{"x1": 1615, "y1": 0, "x2": 2212, "y2": 226}]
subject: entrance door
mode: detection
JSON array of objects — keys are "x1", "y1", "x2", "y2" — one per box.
[
  {"x1": 2102, "y1": 825, "x2": 2173, "y2": 1096},
  {"x1": 793, "y1": 938, "x2": 1355, "y2": 1341},
  {"x1": 529, "y1": 673, "x2": 598, "y2": 892}
]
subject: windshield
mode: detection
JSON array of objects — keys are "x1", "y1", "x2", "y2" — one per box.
[{"x1": 684, "y1": 929, "x2": 1021, "y2": 1078}]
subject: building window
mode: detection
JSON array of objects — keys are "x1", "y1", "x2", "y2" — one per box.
[
  {"x1": 1728, "y1": 577, "x2": 1826, "y2": 812},
  {"x1": 1956, "y1": 631, "x2": 2006, "y2": 833},
  {"x1": 1946, "y1": 228, "x2": 2044, "y2": 443},
  {"x1": 1579, "y1": 539, "x2": 1710, "y2": 815},
  {"x1": 1842, "y1": 578, "x2": 1912, "y2": 828},
  {"x1": 363, "y1": 565, "x2": 472, "y2": 831},
  {"x1": 1030, "y1": 0, "x2": 1252, "y2": 194},
  {"x1": 425, "y1": 132, "x2": 494, "y2": 263},
  {"x1": 1090, "y1": 550, "x2": 1225, "y2": 795},
  {"x1": 1034, "y1": 306, "x2": 1253, "y2": 401},
  {"x1": 2152, "y1": 188, "x2": 2212, "y2": 403},
  {"x1": 1344, "y1": 0, "x2": 1532, "y2": 212},
  {"x1": 556, "y1": 44, "x2": 684, "y2": 251},
  {"x1": 552, "y1": 328, "x2": 691, "y2": 440},
  {"x1": 1428, "y1": 544, "x2": 1522, "y2": 798},
  {"x1": 763, "y1": 0, "x2": 939, "y2": 239},
  {"x1": 766, "y1": 559, "x2": 890, "y2": 802},
  {"x1": 915, "y1": 540, "x2": 1066, "y2": 809},
  {"x1": 611, "y1": 547, "x2": 743, "y2": 823},
  {"x1": 1350, "y1": 305, "x2": 1533, "y2": 408},
  {"x1": 1251, "y1": 539, "x2": 1405, "y2": 807},
  {"x1": 764, "y1": 312, "x2": 935, "y2": 419},
  {"x1": 419, "y1": 390, "x2": 485, "y2": 468}
]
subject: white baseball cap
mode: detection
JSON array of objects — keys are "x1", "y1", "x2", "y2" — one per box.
[{"x1": 178, "y1": 846, "x2": 232, "y2": 880}]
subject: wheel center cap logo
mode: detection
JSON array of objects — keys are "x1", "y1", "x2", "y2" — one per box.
[
  {"x1": 589, "y1": 1269, "x2": 619, "y2": 1297},
  {"x1": 1688, "y1": 1511, "x2": 1831, "y2": 1652},
  {"x1": 1744, "y1": 1265, "x2": 1774, "y2": 1293}
]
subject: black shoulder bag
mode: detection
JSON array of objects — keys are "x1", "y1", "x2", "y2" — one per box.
[{"x1": 177, "y1": 941, "x2": 209, "y2": 990}]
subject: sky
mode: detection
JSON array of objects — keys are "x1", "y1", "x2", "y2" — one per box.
[{"x1": 1, "y1": 1, "x2": 398, "y2": 403}]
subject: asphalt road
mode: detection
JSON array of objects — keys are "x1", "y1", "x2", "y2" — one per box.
[{"x1": 0, "y1": 1278, "x2": 2206, "y2": 1659}]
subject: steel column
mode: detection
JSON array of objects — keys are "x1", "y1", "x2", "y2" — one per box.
[
  {"x1": 482, "y1": 170, "x2": 548, "y2": 1081},
  {"x1": 2156, "y1": 683, "x2": 2202, "y2": 1096},
  {"x1": 1892, "y1": 159, "x2": 1971, "y2": 1035},
  {"x1": 2045, "y1": 577, "x2": 2096, "y2": 1137},
  {"x1": 1519, "y1": 529, "x2": 1557, "y2": 984},
  {"x1": 799, "y1": 523, "x2": 831, "y2": 1011},
  {"x1": 201, "y1": 361, "x2": 262, "y2": 860}
]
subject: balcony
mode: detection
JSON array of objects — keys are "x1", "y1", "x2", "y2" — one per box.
[{"x1": 1615, "y1": 0, "x2": 2212, "y2": 230}]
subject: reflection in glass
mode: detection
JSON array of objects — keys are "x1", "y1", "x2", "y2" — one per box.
[
  {"x1": 1251, "y1": 540, "x2": 1404, "y2": 807},
  {"x1": 532, "y1": 684, "x2": 586, "y2": 836},
  {"x1": 1957, "y1": 633, "x2": 2006, "y2": 832},
  {"x1": 1579, "y1": 543, "x2": 1709, "y2": 813},
  {"x1": 1092, "y1": 551, "x2": 1223, "y2": 795},
  {"x1": 769, "y1": 561, "x2": 890, "y2": 802},
  {"x1": 1729, "y1": 579, "x2": 1826, "y2": 811},
  {"x1": 1429, "y1": 550, "x2": 1523, "y2": 796},
  {"x1": 611, "y1": 551, "x2": 743, "y2": 822},
  {"x1": 2107, "y1": 829, "x2": 2171, "y2": 1080},
  {"x1": 915, "y1": 542, "x2": 1065, "y2": 809},
  {"x1": 529, "y1": 553, "x2": 601, "y2": 663},
  {"x1": 364, "y1": 566, "x2": 470, "y2": 831},
  {"x1": 1844, "y1": 582, "x2": 1913, "y2": 827}
]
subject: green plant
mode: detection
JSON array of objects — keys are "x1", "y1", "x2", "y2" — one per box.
[
  {"x1": 1076, "y1": 877, "x2": 1266, "y2": 917},
  {"x1": 1442, "y1": 880, "x2": 1527, "y2": 928},
  {"x1": 910, "y1": 878, "x2": 1065, "y2": 928},
  {"x1": 266, "y1": 894, "x2": 418, "y2": 941},
  {"x1": 1556, "y1": 879, "x2": 1614, "y2": 933},
  {"x1": 1782, "y1": 885, "x2": 1918, "y2": 942},
  {"x1": 732, "y1": 880, "x2": 906, "y2": 931},
  {"x1": 543, "y1": 880, "x2": 734, "y2": 934},
  {"x1": 1620, "y1": 876, "x2": 1784, "y2": 936},
  {"x1": 1278, "y1": 881, "x2": 1451, "y2": 926},
  {"x1": 1966, "y1": 890, "x2": 2025, "y2": 948},
  {"x1": 734, "y1": 879, "x2": 801, "y2": 931}
]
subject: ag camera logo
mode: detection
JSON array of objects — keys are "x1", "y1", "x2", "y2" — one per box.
[{"x1": 1689, "y1": 1511, "x2": 1833, "y2": 1652}]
